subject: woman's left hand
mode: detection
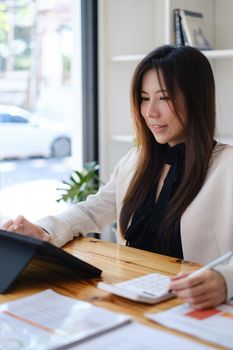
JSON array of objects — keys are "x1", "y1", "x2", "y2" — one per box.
[{"x1": 169, "y1": 269, "x2": 227, "y2": 309}]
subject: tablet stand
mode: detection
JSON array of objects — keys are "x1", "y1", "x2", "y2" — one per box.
[
  {"x1": 0, "y1": 238, "x2": 36, "y2": 293},
  {"x1": 0, "y1": 229, "x2": 102, "y2": 294}
]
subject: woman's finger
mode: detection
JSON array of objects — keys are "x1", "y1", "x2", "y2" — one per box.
[
  {"x1": 1, "y1": 219, "x2": 14, "y2": 230},
  {"x1": 12, "y1": 215, "x2": 26, "y2": 231},
  {"x1": 187, "y1": 291, "x2": 225, "y2": 309},
  {"x1": 174, "y1": 283, "x2": 208, "y2": 299},
  {"x1": 170, "y1": 272, "x2": 205, "y2": 291}
]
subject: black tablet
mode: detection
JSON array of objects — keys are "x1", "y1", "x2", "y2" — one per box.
[{"x1": 0, "y1": 229, "x2": 102, "y2": 293}]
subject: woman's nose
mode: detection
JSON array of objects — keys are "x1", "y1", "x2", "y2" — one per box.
[{"x1": 145, "y1": 100, "x2": 159, "y2": 118}]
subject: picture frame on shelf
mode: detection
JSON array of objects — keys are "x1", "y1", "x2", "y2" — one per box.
[{"x1": 174, "y1": 9, "x2": 212, "y2": 50}]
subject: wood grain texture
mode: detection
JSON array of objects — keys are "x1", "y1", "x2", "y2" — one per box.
[{"x1": 0, "y1": 236, "x2": 221, "y2": 349}]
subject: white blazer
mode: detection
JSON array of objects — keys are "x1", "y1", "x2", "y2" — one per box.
[{"x1": 37, "y1": 143, "x2": 233, "y2": 298}]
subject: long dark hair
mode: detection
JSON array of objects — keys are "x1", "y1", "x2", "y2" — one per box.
[{"x1": 120, "y1": 45, "x2": 216, "y2": 245}]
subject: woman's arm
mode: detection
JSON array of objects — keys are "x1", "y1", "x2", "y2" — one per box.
[
  {"x1": 2, "y1": 148, "x2": 138, "y2": 247},
  {"x1": 1, "y1": 173, "x2": 118, "y2": 247}
]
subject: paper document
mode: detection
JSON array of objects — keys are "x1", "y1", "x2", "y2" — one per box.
[
  {"x1": 146, "y1": 298, "x2": 233, "y2": 349},
  {"x1": 70, "y1": 322, "x2": 214, "y2": 350},
  {"x1": 0, "y1": 289, "x2": 130, "y2": 350}
]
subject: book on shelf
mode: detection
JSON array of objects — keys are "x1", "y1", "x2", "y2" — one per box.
[
  {"x1": 173, "y1": 8, "x2": 186, "y2": 46},
  {"x1": 173, "y1": 9, "x2": 212, "y2": 50}
]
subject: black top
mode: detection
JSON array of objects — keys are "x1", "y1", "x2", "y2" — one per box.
[{"x1": 125, "y1": 143, "x2": 185, "y2": 259}]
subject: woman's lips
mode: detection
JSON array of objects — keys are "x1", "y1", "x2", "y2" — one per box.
[{"x1": 150, "y1": 124, "x2": 167, "y2": 132}]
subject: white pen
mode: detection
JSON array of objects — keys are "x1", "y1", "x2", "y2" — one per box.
[{"x1": 188, "y1": 251, "x2": 233, "y2": 278}]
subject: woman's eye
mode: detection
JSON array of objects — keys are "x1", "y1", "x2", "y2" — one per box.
[
  {"x1": 159, "y1": 96, "x2": 169, "y2": 101},
  {"x1": 141, "y1": 96, "x2": 149, "y2": 101}
]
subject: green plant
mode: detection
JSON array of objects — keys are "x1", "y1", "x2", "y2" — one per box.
[{"x1": 57, "y1": 161, "x2": 101, "y2": 204}]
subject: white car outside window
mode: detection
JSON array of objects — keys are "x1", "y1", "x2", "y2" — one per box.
[{"x1": 0, "y1": 105, "x2": 71, "y2": 159}]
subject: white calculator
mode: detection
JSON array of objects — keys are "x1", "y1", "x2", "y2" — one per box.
[{"x1": 98, "y1": 273, "x2": 174, "y2": 304}]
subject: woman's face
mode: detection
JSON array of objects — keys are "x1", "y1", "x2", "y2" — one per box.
[{"x1": 140, "y1": 69, "x2": 187, "y2": 146}]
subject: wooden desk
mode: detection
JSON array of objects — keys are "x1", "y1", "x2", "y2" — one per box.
[{"x1": 0, "y1": 236, "x2": 222, "y2": 349}]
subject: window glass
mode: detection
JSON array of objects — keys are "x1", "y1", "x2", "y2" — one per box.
[
  {"x1": 0, "y1": 0, "x2": 82, "y2": 223},
  {"x1": 8, "y1": 115, "x2": 28, "y2": 123}
]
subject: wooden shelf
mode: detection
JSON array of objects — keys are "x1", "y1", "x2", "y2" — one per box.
[
  {"x1": 202, "y1": 49, "x2": 233, "y2": 59},
  {"x1": 110, "y1": 49, "x2": 233, "y2": 62},
  {"x1": 110, "y1": 54, "x2": 145, "y2": 62},
  {"x1": 111, "y1": 134, "x2": 134, "y2": 143}
]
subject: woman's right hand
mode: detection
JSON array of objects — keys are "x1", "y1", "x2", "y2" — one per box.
[{"x1": 1, "y1": 215, "x2": 50, "y2": 242}]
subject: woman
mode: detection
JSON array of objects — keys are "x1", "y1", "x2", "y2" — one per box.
[{"x1": 3, "y1": 45, "x2": 233, "y2": 309}]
